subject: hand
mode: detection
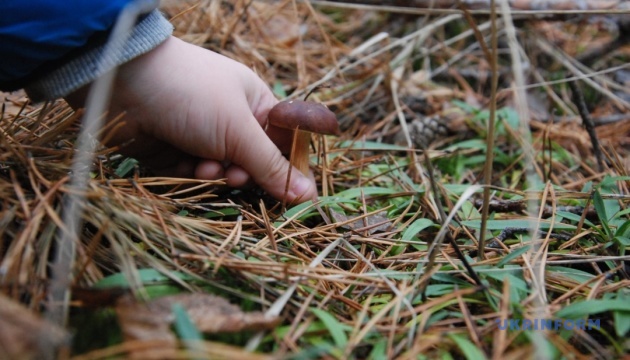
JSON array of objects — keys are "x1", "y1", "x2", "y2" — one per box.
[{"x1": 65, "y1": 36, "x2": 317, "y2": 203}]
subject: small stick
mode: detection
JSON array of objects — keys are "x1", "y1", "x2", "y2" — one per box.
[{"x1": 569, "y1": 80, "x2": 605, "y2": 172}]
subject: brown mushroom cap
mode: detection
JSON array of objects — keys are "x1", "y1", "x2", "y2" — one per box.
[{"x1": 268, "y1": 100, "x2": 340, "y2": 135}]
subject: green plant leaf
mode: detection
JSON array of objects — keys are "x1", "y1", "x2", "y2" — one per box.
[
  {"x1": 402, "y1": 218, "x2": 436, "y2": 240},
  {"x1": 603, "y1": 176, "x2": 630, "y2": 183},
  {"x1": 388, "y1": 244, "x2": 406, "y2": 256},
  {"x1": 496, "y1": 245, "x2": 531, "y2": 267},
  {"x1": 94, "y1": 269, "x2": 195, "y2": 289},
  {"x1": 368, "y1": 339, "x2": 387, "y2": 360},
  {"x1": 172, "y1": 302, "x2": 205, "y2": 359},
  {"x1": 311, "y1": 308, "x2": 349, "y2": 349},
  {"x1": 458, "y1": 199, "x2": 481, "y2": 221},
  {"x1": 452, "y1": 99, "x2": 479, "y2": 114},
  {"x1": 615, "y1": 219, "x2": 630, "y2": 238},
  {"x1": 614, "y1": 236, "x2": 630, "y2": 247},
  {"x1": 392, "y1": 168, "x2": 424, "y2": 193},
  {"x1": 172, "y1": 303, "x2": 203, "y2": 342},
  {"x1": 596, "y1": 179, "x2": 622, "y2": 222},
  {"x1": 336, "y1": 186, "x2": 402, "y2": 199},
  {"x1": 612, "y1": 207, "x2": 630, "y2": 220},
  {"x1": 444, "y1": 139, "x2": 486, "y2": 152},
  {"x1": 272, "y1": 81, "x2": 287, "y2": 98},
  {"x1": 498, "y1": 107, "x2": 520, "y2": 131},
  {"x1": 425, "y1": 284, "x2": 456, "y2": 297},
  {"x1": 481, "y1": 267, "x2": 528, "y2": 302},
  {"x1": 614, "y1": 309, "x2": 630, "y2": 337},
  {"x1": 448, "y1": 333, "x2": 487, "y2": 360},
  {"x1": 282, "y1": 196, "x2": 359, "y2": 222},
  {"x1": 443, "y1": 184, "x2": 484, "y2": 196},
  {"x1": 114, "y1": 157, "x2": 138, "y2": 177},
  {"x1": 337, "y1": 140, "x2": 409, "y2": 151},
  {"x1": 556, "y1": 211, "x2": 597, "y2": 228},
  {"x1": 460, "y1": 219, "x2": 575, "y2": 231},
  {"x1": 611, "y1": 279, "x2": 630, "y2": 340},
  {"x1": 202, "y1": 207, "x2": 241, "y2": 219},
  {"x1": 592, "y1": 190, "x2": 610, "y2": 234},
  {"x1": 546, "y1": 266, "x2": 595, "y2": 284},
  {"x1": 556, "y1": 299, "x2": 630, "y2": 318}
]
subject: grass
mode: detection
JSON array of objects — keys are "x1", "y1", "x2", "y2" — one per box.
[{"x1": 1, "y1": 1, "x2": 629, "y2": 359}]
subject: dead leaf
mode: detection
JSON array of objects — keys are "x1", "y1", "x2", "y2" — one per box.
[
  {"x1": 330, "y1": 210, "x2": 394, "y2": 235},
  {"x1": 0, "y1": 293, "x2": 69, "y2": 360},
  {"x1": 115, "y1": 293, "x2": 281, "y2": 359},
  {"x1": 1, "y1": 90, "x2": 31, "y2": 117},
  {"x1": 116, "y1": 293, "x2": 280, "y2": 343}
]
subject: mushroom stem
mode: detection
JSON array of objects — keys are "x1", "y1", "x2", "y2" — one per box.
[{"x1": 291, "y1": 130, "x2": 312, "y2": 176}]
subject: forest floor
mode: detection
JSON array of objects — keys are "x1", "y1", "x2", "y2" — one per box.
[{"x1": 1, "y1": 1, "x2": 629, "y2": 359}]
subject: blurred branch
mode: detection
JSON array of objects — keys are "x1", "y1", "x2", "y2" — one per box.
[{"x1": 312, "y1": 0, "x2": 630, "y2": 15}]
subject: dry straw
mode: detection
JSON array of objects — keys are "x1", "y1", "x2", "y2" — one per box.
[{"x1": 1, "y1": 0, "x2": 629, "y2": 358}]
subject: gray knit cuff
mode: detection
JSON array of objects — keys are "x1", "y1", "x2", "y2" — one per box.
[{"x1": 25, "y1": 9, "x2": 173, "y2": 102}]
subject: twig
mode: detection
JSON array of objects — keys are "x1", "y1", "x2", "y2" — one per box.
[
  {"x1": 472, "y1": 198, "x2": 598, "y2": 219},
  {"x1": 310, "y1": 0, "x2": 630, "y2": 16},
  {"x1": 568, "y1": 81, "x2": 605, "y2": 172},
  {"x1": 417, "y1": 140, "x2": 484, "y2": 298},
  {"x1": 535, "y1": 37, "x2": 630, "y2": 110},
  {"x1": 475, "y1": 0, "x2": 499, "y2": 261},
  {"x1": 413, "y1": 185, "x2": 484, "y2": 301},
  {"x1": 485, "y1": 227, "x2": 573, "y2": 249}
]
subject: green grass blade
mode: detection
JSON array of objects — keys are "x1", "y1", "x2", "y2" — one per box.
[
  {"x1": 401, "y1": 218, "x2": 436, "y2": 241},
  {"x1": 614, "y1": 309, "x2": 630, "y2": 337},
  {"x1": 282, "y1": 197, "x2": 359, "y2": 221},
  {"x1": 337, "y1": 140, "x2": 409, "y2": 151},
  {"x1": 448, "y1": 333, "x2": 487, "y2": 360},
  {"x1": 172, "y1": 303, "x2": 204, "y2": 358},
  {"x1": 311, "y1": 308, "x2": 349, "y2": 349},
  {"x1": 460, "y1": 219, "x2": 575, "y2": 231},
  {"x1": 172, "y1": 303, "x2": 203, "y2": 341},
  {"x1": 593, "y1": 190, "x2": 611, "y2": 237},
  {"x1": 94, "y1": 268, "x2": 195, "y2": 289},
  {"x1": 614, "y1": 236, "x2": 630, "y2": 247},
  {"x1": 114, "y1": 157, "x2": 138, "y2": 177},
  {"x1": 496, "y1": 245, "x2": 531, "y2": 267},
  {"x1": 335, "y1": 186, "x2": 402, "y2": 199},
  {"x1": 556, "y1": 299, "x2": 630, "y2": 318}
]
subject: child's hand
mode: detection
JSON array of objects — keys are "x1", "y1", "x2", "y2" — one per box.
[{"x1": 66, "y1": 36, "x2": 317, "y2": 203}]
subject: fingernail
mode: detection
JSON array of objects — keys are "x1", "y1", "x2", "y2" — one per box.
[{"x1": 290, "y1": 173, "x2": 314, "y2": 201}]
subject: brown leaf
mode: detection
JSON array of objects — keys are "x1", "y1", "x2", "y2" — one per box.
[
  {"x1": 1, "y1": 90, "x2": 31, "y2": 117},
  {"x1": 330, "y1": 210, "x2": 394, "y2": 234},
  {"x1": 0, "y1": 293, "x2": 69, "y2": 360},
  {"x1": 116, "y1": 293, "x2": 280, "y2": 343}
]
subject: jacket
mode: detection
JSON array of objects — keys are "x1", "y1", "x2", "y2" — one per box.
[{"x1": 0, "y1": 0, "x2": 173, "y2": 101}]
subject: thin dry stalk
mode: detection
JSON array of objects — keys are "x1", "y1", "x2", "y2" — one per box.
[{"x1": 1, "y1": 1, "x2": 628, "y2": 358}]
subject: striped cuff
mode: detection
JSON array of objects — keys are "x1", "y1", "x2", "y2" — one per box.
[{"x1": 25, "y1": 9, "x2": 173, "y2": 102}]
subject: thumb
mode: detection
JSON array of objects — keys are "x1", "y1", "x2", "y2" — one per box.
[{"x1": 229, "y1": 118, "x2": 318, "y2": 203}]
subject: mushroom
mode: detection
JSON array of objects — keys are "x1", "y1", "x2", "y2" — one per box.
[{"x1": 268, "y1": 100, "x2": 339, "y2": 176}]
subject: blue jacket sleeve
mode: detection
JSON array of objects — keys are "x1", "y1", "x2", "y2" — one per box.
[
  {"x1": 0, "y1": 0, "x2": 173, "y2": 100},
  {"x1": 0, "y1": 0, "x2": 133, "y2": 90}
]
